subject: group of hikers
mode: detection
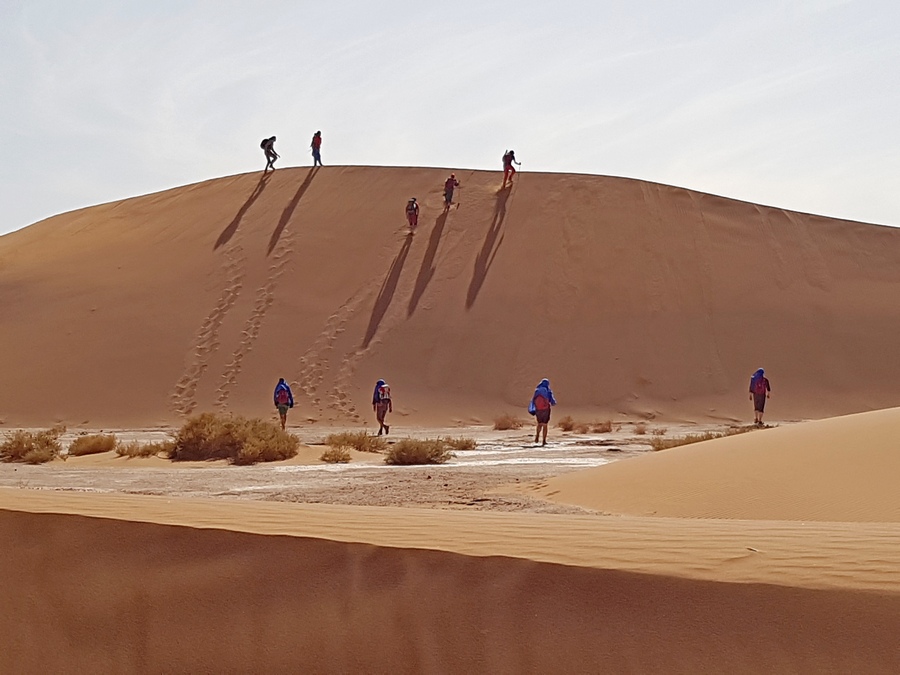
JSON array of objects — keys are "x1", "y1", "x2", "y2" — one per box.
[
  {"x1": 273, "y1": 370, "x2": 772, "y2": 441},
  {"x1": 260, "y1": 135, "x2": 521, "y2": 232}
]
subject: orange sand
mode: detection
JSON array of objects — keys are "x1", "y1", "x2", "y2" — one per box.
[{"x1": 2, "y1": 168, "x2": 900, "y2": 428}]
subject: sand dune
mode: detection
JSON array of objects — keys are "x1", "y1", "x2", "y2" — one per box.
[
  {"x1": 526, "y1": 406, "x2": 900, "y2": 521},
  {"x1": 2, "y1": 167, "x2": 900, "y2": 427},
  {"x1": 2, "y1": 492, "x2": 899, "y2": 673}
]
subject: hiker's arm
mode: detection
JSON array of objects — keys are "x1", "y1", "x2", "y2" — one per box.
[{"x1": 388, "y1": 400, "x2": 393, "y2": 412}]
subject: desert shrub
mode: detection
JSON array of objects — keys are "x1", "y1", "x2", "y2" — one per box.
[
  {"x1": 651, "y1": 427, "x2": 668, "y2": 436},
  {"x1": 385, "y1": 438, "x2": 454, "y2": 465},
  {"x1": 320, "y1": 446, "x2": 351, "y2": 463},
  {"x1": 557, "y1": 415, "x2": 575, "y2": 431},
  {"x1": 573, "y1": 422, "x2": 590, "y2": 434},
  {"x1": 115, "y1": 440, "x2": 174, "y2": 458},
  {"x1": 323, "y1": 431, "x2": 387, "y2": 453},
  {"x1": 444, "y1": 436, "x2": 476, "y2": 451},
  {"x1": 633, "y1": 422, "x2": 647, "y2": 435},
  {"x1": 649, "y1": 426, "x2": 756, "y2": 451},
  {"x1": 168, "y1": 413, "x2": 298, "y2": 465},
  {"x1": 0, "y1": 428, "x2": 64, "y2": 464},
  {"x1": 493, "y1": 414, "x2": 524, "y2": 431},
  {"x1": 68, "y1": 434, "x2": 117, "y2": 457},
  {"x1": 591, "y1": 420, "x2": 613, "y2": 433}
]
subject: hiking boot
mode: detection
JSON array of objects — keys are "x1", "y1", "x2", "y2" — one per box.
[{"x1": 384, "y1": 425, "x2": 390, "y2": 434}]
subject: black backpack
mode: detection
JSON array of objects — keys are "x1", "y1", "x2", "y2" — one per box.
[{"x1": 260, "y1": 138, "x2": 268, "y2": 150}]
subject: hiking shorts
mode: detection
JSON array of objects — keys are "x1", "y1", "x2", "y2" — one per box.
[
  {"x1": 535, "y1": 408, "x2": 551, "y2": 424},
  {"x1": 277, "y1": 404, "x2": 289, "y2": 416},
  {"x1": 753, "y1": 393, "x2": 767, "y2": 413},
  {"x1": 375, "y1": 401, "x2": 390, "y2": 422}
]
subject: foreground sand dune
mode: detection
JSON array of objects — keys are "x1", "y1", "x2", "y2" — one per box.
[
  {"x1": 2, "y1": 167, "x2": 900, "y2": 427},
  {"x1": 1, "y1": 492, "x2": 899, "y2": 673},
  {"x1": 526, "y1": 406, "x2": 900, "y2": 522}
]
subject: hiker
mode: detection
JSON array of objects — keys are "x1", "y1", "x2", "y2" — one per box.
[
  {"x1": 502, "y1": 150, "x2": 520, "y2": 186},
  {"x1": 405, "y1": 197, "x2": 419, "y2": 231},
  {"x1": 311, "y1": 131, "x2": 323, "y2": 167},
  {"x1": 528, "y1": 378, "x2": 557, "y2": 446},
  {"x1": 372, "y1": 379, "x2": 393, "y2": 435},
  {"x1": 443, "y1": 173, "x2": 460, "y2": 208},
  {"x1": 749, "y1": 368, "x2": 771, "y2": 426},
  {"x1": 261, "y1": 136, "x2": 279, "y2": 172},
  {"x1": 273, "y1": 377, "x2": 294, "y2": 430}
]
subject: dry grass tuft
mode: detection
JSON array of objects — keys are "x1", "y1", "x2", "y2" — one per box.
[
  {"x1": 651, "y1": 427, "x2": 668, "y2": 436},
  {"x1": 633, "y1": 422, "x2": 647, "y2": 435},
  {"x1": 0, "y1": 428, "x2": 64, "y2": 464},
  {"x1": 574, "y1": 422, "x2": 590, "y2": 434},
  {"x1": 320, "y1": 446, "x2": 351, "y2": 463},
  {"x1": 444, "y1": 436, "x2": 477, "y2": 451},
  {"x1": 591, "y1": 420, "x2": 613, "y2": 433},
  {"x1": 557, "y1": 415, "x2": 575, "y2": 431},
  {"x1": 115, "y1": 440, "x2": 174, "y2": 458},
  {"x1": 168, "y1": 412, "x2": 298, "y2": 465},
  {"x1": 323, "y1": 431, "x2": 387, "y2": 453},
  {"x1": 649, "y1": 426, "x2": 756, "y2": 451},
  {"x1": 385, "y1": 438, "x2": 454, "y2": 465},
  {"x1": 68, "y1": 434, "x2": 118, "y2": 457},
  {"x1": 493, "y1": 414, "x2": 524, "y2": 431}
]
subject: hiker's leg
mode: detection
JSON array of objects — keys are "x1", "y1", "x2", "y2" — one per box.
[
  {"x1": 541, "y1": 423, "x2": 548, "y2": 444},
  {"x1": 534, "y1": 423, "x2": 540, "y2": 443}
]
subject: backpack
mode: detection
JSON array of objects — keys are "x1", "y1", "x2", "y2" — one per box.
[
  {"x1": 753, "y1": 377, "x2": 768, "y2": 395},
  {"x1": 276, "y1": 387, "x2": 290, "y2": 405},
  {"x1": 378, "y1": 384, "x2": 391, "y2": 402},
  {"x1": 533, "y1": 394, "x2": 550, "y2": 411},
  {"x1": 260, "y1": 138, "x2": 268, "y2": 150}
]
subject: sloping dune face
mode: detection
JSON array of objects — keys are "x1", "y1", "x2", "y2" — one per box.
[
  {"x1": 529, "y1": 406, "x2": 900, "y2": 522},
  {"x1": 1, "y1": 167, "x2": 900, "y2": 426}
]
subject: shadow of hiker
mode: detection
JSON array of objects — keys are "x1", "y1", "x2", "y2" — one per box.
[
  {"x1": 363, "y1": 234, "x2": 414, "y2": 348},
  {"x1": 215, "y1": 172, "x2": 272, "y2": 250},
  {"x1": 407, "y1": 210, "x2": 449, "y2": 317},
  {"x1": 268, "y1": 167, "x2": 319, "y2": 255},
  {"x1": 465, "y1": 186, "x2": 511, "y2": 309}
]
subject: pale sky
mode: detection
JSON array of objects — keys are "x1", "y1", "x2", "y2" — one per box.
[{"x1": 2, "y1": 0, "x2": 898, "y2": 235}]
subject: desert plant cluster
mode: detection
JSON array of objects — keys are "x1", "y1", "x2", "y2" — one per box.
[
  {"x1": 169, "y1": 413, "x2": 299, "y2": 464},
  {"x1": 0, "y1": 425, "x2": 66, "y2": 464},
  {"x1": 648, "y1": 425, "x2": 757, "y2": 451},
  {"x1": 323, "y1": 431, "x2": 387, "y2": 453},
  {"x1": 493, "y1": 414, "x2": 524, "y2": 430},
  {"x1": 384, "y1": 438, "x2": 455, "y2": 465}
]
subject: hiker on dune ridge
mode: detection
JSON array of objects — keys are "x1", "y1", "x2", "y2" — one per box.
[
  {"x1": 311, "y1": 130, "x2": 323, "y2": 167},
  {"x1": 262, "y1": 136, "x2": 279, "y2": 172},
  {"x1": 749, "y1": 368, "x2": 771, "y2": 426}
]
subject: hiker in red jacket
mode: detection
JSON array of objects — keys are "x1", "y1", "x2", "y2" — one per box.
[
  {"x1": 310, "y1": 131, "x2": 323, "y2": 167},
  {"x1": 502, "y1": 150, "x2": 520, "y2": 187},
  {"x1": 749, "y1": 368, "x2": 771, "y2": 426},
  {"x1": 405, "y1": 197, "x2": 419, "y2": 231}
]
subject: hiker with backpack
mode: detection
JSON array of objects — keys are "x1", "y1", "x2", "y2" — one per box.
[
  {"x1": 372, "y1": 379, "x2": 393, "y2": 435},
  {"x1": 502, "y1": 150, "x2": 520, "y2": 187},
  {"x1": 405, "y1": 197, "x2": 419, "y2": 232},
  {"x1": 311, "y1": 131, "x2": 323, "y2": 167},
  {"x1": 261, "y1": 136, "x2": 279, "y2": 172},
  {"x1": 273, "y1": 377, "x2": 294, "y2": 430},
  {"x1": 749, "y1": 368, "x2": 771, "y2": 426},
  {"x1": 528, "y1": 378, "x2": 557, "y2": 446},
  {"x1": 443, "y1": 173, "x2": 460, "y2": 209}
]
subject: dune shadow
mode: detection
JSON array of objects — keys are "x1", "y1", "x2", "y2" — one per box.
[
  {"x1": 407, "y1": 211, "x2": 449, "y2": 317},
  {"x1": 465, "y1": 186, "x2": 511, "y2": 309},
  {"x1": 215, "y1": 172, "x2": 272, "y2": 250},
  {"x1": 268, "y1": 167, "x2": 319, "y2": 255},
  {"x1": 363, "y1": 235, "x2": 413, "y2": 348}
]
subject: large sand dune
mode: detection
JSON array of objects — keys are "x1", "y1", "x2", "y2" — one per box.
[{"x1": 2, "y1": 167, "x2": 900, "y2": 427}]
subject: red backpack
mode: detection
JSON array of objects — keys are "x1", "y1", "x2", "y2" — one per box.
[
  {"x1": 533, "y1": 394, "x2": 550, "y2": 411},
  {"x1": 753, "y1": 377, "x2": 768, "y2": 395},
  {"x1": 276, "y1": 387, "x2": 290, "y2": 405}
]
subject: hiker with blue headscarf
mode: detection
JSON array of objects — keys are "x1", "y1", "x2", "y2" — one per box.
[
  {"x1": 749, "y1": 368, "x2": 771, "y2": 426},
  {"x1": 528, "y1": 378, "x2": 557, "y2": 446},
  {"x1": 373, "y1": 379, "x2": 393, "y2": 435}
]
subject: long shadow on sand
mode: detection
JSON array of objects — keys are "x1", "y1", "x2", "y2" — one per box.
[
  {"x1": 268, "y1": 167, "x2": 319, "y2": 255},
  {"x1": 465, "y1": 186, "x2": 511, "y2": 309},
  {"x1": 215, "y1": 172, "x2": 271, "y2": 250},
  {"x1": 363, "y1": 234, "x2": 413, "y2": 348},
  {"x1": 407, "y1": 210, "x2": 449, "y2": 317}
]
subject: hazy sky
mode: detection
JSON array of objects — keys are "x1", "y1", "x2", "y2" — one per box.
[{"x1": 2, "y1": 0, "x2": 898, "y2": 235}]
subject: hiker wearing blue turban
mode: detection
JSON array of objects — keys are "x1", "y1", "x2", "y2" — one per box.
[
  {"x1": 749, "y1": 369, "x2": 771, "y2": 426},
  {"x1": 528, "y1": 378, "x2": 557, "y2": 446}
]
